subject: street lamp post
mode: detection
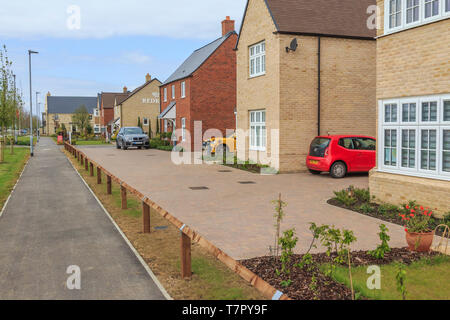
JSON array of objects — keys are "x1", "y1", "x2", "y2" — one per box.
[
  {"x1": 36, "y1": 91, "x2": 40, "y2": 142},
  {"x1": 28, "y1": 50, "x2": 38, "y2": 156},
  {"x1": 13, "y1": 74, "x2": 17, "y2": 144}
]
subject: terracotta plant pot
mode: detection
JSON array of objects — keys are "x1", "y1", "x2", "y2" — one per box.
[{"x1": 405, "y1": 230, "x2": 435, "y2": 252}]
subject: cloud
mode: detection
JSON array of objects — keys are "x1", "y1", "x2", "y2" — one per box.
[{"x1": 0, "y1": 0, "x2": 246, "y2": 40}]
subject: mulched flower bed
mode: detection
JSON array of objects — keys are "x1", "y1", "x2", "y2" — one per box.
[
  {"x1": 327, "y1": 198, "x2": 448, "y2": 237},
  {"x1": 240, "y1": 248, "x2": 438, "y2": 300}
]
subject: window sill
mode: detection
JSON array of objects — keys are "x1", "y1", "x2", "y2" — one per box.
[
  {"x1": 380, "y1": 15, "x2": 449, "y2": 38},
  {"x1": 249, "y1": 147, "x2": 266, "y2": 152},
  {"x1": 248, "y1": 73, "x2": 266, "y2": 80}
]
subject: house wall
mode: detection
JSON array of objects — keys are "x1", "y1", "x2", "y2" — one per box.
[
  {"x1": 236, "y1": 0, "x2": 376, "y2": 173},
  {"x1": 369, "y1": 1, "x2": 450, "y2": 215},
  {"x1": 236, "y1": 0, "x2": 281, "y2": 170},
  {"x1": 46, "y1": 113, "x2": 95, "y2": 135},
  {"x1": 121, "y1": 79, "x2": 161, "y2": 138}
]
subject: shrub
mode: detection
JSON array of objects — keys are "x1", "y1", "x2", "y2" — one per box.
[
  {"x1": 156, "y1": 145, "x2": 173, "y2": 151},
  {"x1": 368, "y1": 224, "x2": 391, "y2": 259},
  {"x1": 359, "y1": 203, "x2": 375, "y2": 214},
  {"x1": 399, "y1": 204, "x2": 434, "y2": 233},
  {"x1": 353, "y1": 188, "x2": 370, "y2": 203},
  {"x1": 278, "y1": 229, "x2": 298, "y2": 276},
  {"x1": 378, "y1": 203, "x2": 400, "y2": 217},
  {"x1": 333, "y1": 189, "x2": 357, "y2": 207}
]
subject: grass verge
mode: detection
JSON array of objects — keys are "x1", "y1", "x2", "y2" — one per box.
[
  {"x1": 0, "y1": 148, "x2": 29, "y2": 209},
  {"x1": 64, "y1": 148, "x2": 265, "y2": 300},
  {"x1": 328, "y1": 255, "x2": 450, "y2": 300}
]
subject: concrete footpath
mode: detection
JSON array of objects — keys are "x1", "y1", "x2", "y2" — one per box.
[{"x1": 0, "y1": 137, "x2": 167, "y2": 300}]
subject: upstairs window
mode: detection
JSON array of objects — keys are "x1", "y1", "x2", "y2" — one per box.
[
  {"x1": 385, "y1": 103, "x2": 398, "y2": 122},
  {"x1": 424, "y1": 0, "x2": 439, "y2": 18},
  {"x1": 172, "y1": 85, "x2": 175, "y2": 99},
  {"x1": 389, "y1": 0, "x2": 402, "y2": 28},
  {"x1": 181, "y1": 81, "x2": 186, "y2": 98},
  {"x1": 446, "y1": 0, "x2": 450, "y2": 12},
  {"x1": 249, "y1": 41, "x2": 266, "y2": 77},
  {"x1": 406, "y1": 0, "x2": 420, "y2": 23},
  {"x1": 163, "y1": 87, "x2": 167, "y2": 102}
]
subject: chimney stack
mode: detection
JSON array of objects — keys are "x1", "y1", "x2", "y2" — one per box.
[
  {"x1": 221, "y1": 16, "x2": 235, "y2": 36},
  {"x1": 145, "y1": 73, "x2": 151, "y2": 82},
  {"x1": 123, "y1": 86, "x2": 128, "y2": 93}
]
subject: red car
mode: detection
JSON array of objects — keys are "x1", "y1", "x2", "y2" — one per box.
[{"x1": 306, "y1": 135, "x2": 376, "y2": 178}]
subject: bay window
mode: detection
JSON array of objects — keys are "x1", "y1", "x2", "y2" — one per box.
[
  {"x1": 379, "y1": 94, "x2": 450, "y2": 180},
  {"x1": 385, "y1": 0, "x2": 449, "y2": 33},
  {"x1": 249, "y1": 41, "x2": 266, "y2": 78},
  {"x1": 250, "y1": 110, "x2": 266, "y2": 151}
]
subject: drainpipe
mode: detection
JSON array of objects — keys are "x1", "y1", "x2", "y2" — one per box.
[{"x1": 317, "y1": 36, "x2": 321, "y2": 137}]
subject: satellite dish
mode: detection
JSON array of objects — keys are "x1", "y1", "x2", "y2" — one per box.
[{"x1": 286, "y1": 38, "x2": 298, "y2": 53}]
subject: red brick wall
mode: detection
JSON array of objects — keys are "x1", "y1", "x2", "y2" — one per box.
[{"x1": 159, "y1": 33, "x2": 237, "y2": 151}]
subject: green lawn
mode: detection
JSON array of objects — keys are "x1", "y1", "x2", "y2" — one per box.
[
  {"x1": 75, "y1": 140, "x2": 109, "y2": 145},
  {"x1": 0, "y1": 148, "x2": 29, "y2": 209},
  {"x1": 329, "y1": 255, "x2": 450, "y2": 300}
]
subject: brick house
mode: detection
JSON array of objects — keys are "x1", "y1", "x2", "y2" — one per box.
[
  {"x1": 44, "y1": 93, "x2": 97, "y2": 135},
  {"x1": 158, "y1": 17, "x2": 237, "y2": 150},
  {"x1": 235, "y1": 0, "x2": 377, "y2": 172},
  {"x1": 99, "y1": 88, "x2": 130, "y2": 135},
  {"x1": 114, "y1": 74, "x2": 162, "y2": 137},
  {"x1": 369, "y1": 0, "x2": 450, "y2": 217}
]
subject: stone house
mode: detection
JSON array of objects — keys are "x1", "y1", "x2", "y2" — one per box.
[
  {"x1": 99, "y1": 89, "x2": 130, "y2": 135},
  {"x1": 369, "y1": 0, "x2": 450, "y2": 216},
  {"x1": 114, "y1": 74, "x2": 162, "y2": 137},
  {"x1": 235, "y1": 0, "x2": 377, "y2": 172},
  {"x1": 44, "y1": 93, "x2": 97, "y2": 135}
]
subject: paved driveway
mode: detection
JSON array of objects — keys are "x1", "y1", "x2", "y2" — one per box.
[{"x1": 78, "y1": 146, "x2": 406, "y2": 260}]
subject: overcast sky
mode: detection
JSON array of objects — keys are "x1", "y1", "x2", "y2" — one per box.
[{"x1": 0, "y1": 0, "x2": 246, "y2": 114}]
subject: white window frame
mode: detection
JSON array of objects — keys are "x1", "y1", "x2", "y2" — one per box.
[
  {"x1": 181, "y1": 118, "x2": 186, "y2": 142},
  {"x1": 441, "y1": 126, "x2": 450, "y2": 177},
  {"x1": 419, "y1": 98, "x2": 439, "y2": 124},
  {"x1": 401, "y1": 101, "x2": 418, "y2": 124},
  {"x1": 143, "y1": 118, "x2": 149, "y2": 126},
  {"x1": 406, "y1": 0, "x2": 421, "y2": 25},
  {"x1": 389, "y1": 0, "x2": 403, "y2": 29},
  {"x1": 384, "y1": 0, "x2": 449, "y2": 35},
  {"x1": 423, "y1": 0, "x2": 440, "y2": 20},
  {"x1": 181, "y1": 81, "x2": 186, "y2": 98},
  {"x1": 382, "y1": 127, "x2": 399, "y2": 168},
  {"x1": 164, "y1": 119, "x2": 168, "y2": 132},
  {"x1": 378, "y1": 93, "x2": 450, "y2": 181},
  {"x1": 383, "y1": 101, "x2": 400, "y2": 124},
  {"x1": 446, "y1": 0, "x2": 450, "y2": 12},
  {"x1": 163, "y1": 87, "x2": 167, "y2": 102},
  {"x1": 172, "y1": 85, "x2": 175, "y2": 100},
  {"x1": 249, "y1": 41, "x2": 266, "y2": 78},
  {"x1": 400, "y1": 127, "x2": 418, "y2": 171},
  {"x1": 249, "y1": 110, "x2": 266, "y2": 151}
]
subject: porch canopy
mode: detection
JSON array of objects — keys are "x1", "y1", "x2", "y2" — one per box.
[{"x1": 158, "y1": 101, "x2": 176, "y2": 121}]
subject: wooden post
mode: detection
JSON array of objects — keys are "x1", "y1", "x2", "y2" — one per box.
[
  {"x1": 97, "y1": 167, "x2": 102, "y2": 184},
  {"x1": 107, "y1": 175, "x2": 112, "y2": 195},
  {"x1": 181, "y1": 232, "x2": 192, "y2": 279},
  {"x1": 143, "y1": 201, "x2": 150, "y2": 233},
  {"x1": 90, "y1": 162, "x2": 94, "y2": 177},
  {"x1": 80, "y1": 155, "x2": 84, "y2": 166},
  {"x1": 85, "y1": 158, "x2": 89, "y2": 171},
  {"x1": 121, "y1": 185, "x2": 127, "y2": 209}
]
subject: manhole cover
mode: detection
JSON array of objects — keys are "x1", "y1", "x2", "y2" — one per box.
[
  {"x1": 218, "y1": 170, "x2": 232, "y2": 173},
  {"x1": 238, "y1": 181, "x2": 256, "y2": 185},
  {"x1": 189, "y1": 186, "x2": 209, "y2": 190}
]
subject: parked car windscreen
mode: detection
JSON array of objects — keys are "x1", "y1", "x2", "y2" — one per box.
[
  {"x1": 123, "y1": 128, "x2": 143, "y2": 135},
  {"x1": 309, "y1": 138, "x2": 331, "y2": 157}
]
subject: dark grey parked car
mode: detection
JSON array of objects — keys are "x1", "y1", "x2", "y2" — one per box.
[{"x1": 116, "y1": 127, "x2": 150, "y2": 150}]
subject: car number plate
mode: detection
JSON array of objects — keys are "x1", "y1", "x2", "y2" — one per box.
[{"x1": 309, "y1": 160, "x2": 319, "y2": 165}]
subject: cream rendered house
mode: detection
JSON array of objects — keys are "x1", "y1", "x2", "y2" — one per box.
[
  {"x1": 369, "y1": 0, "x2": 450, "y2": 216},
  {"x1": 236, "y1": 0, "x2": 377, "y2": 172}
]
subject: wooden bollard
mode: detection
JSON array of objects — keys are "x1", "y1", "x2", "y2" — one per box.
[
  {"x1": 90, "y1": 162, "x2": 94, "y2": 177},
  {"x1": 180, "y1": 230, "x2": 192, "y2": 280},
  {"x1": 121, "y1": 185, "x2": 127, "y2": 209},
  {"x1": 85, "y1": 158, "x2": 89, "y2": 171},
  {"x1": 97, "y1": 167, "x2": 102, "y2": 184},
  {"x1": 142, "y1": 201, "x2": 150, "y2": 233},
  {"x1": 107, "y1": 175, "x2": 112, "y2": 195}
]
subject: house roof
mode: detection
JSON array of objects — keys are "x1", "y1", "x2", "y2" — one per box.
[
  {"x1": 47, "y1": 96, "x2": 97, "y2": 114},
  {"x1": 119, "y1": 78, "x2": 162, "y2": 105},
  {"x1": 163, "y1": 31, "x2": 236, "y2": 85},
  {"x1": 236, "y1": 0, "x2": 376, "y2": 48},
  {"x1": 101, "y1": 92, "x2": 130, "y2": 109}
]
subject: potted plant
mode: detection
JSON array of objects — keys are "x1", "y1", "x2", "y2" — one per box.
[{"x1": 399, "y1": 204, "x2": 435, "y2": 252}]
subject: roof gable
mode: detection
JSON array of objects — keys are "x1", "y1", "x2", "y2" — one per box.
[
  {"x1": 163, "y1": 31, "x2": 236, "y2": 85},
  {"x1": 119, "y1": 78, "x2": 162, "y2": 105}
]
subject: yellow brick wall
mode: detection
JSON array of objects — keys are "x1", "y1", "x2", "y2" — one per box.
[
  {"x1": 369, "y1": 171, "x2": 449, "y2": 218},
  {"x1": 120, "y1": 79, "x2": 162, "y2": 137},
  {"x1": 236, "y1": 0, "x2": 281, "y2": 170},
  {"x1": 278, "y1": 36, "x2": 376, "y2": 172}
]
